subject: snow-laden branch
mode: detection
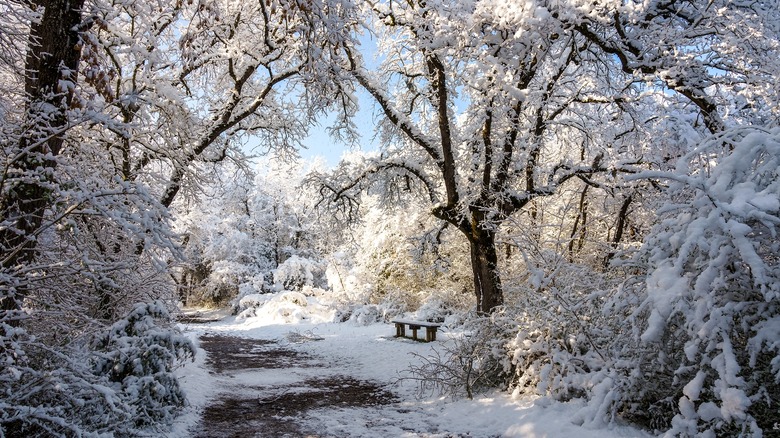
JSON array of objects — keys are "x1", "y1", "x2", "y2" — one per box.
[
  {"x1": 309, "y1": 154, "x2": 440, "y2": 222},
  {"x1": 344, "y1": 47, "x2": 443, "y2": 166}
]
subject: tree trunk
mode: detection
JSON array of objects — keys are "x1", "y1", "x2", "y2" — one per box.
[
  {"x1": 0, "y1": 0, "x2": 85, "y2": 318},
  {"x1": 568, "y1": 184, "x2": 590, "y2": 261},
  {"x1": 468, "y1": 229, "x2": 504, "y2": 314},
  {"x1": 604, "y1": 192, "x2": 633, "y2": 267}
]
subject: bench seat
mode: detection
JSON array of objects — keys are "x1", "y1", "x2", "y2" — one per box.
[{"x1": 391, "y1": 319, "x2": 442, "y2": 342}]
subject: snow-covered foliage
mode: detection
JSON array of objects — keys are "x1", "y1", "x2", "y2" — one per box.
[
  {"x1": 592, "y1": 127, "x2": 780, "y2": 435},
  {"x1": 0, "y1": 324, "x2": 128, "y2": 436},
  {"x1": 235, "y1": 289, "x2": 337, "y2": 324},
  {"x1": 176, "y1": 175, "x2": 276, "y2": 305},
  {"x1": 0, "y1": 1, "x2": 190, "y2": 431},
  {"x1": 273, "y1": 255, "x2": 326, "y2": 292},
  {"x1": 316, "y1": 192, "x2": 474, "y2": 320},
  {"x1": 490, "y1": 128, "x2": 780, "y2": 436},
  {"x1": 1, "y1": 303, "x2": 193, "y2": 436},
  {"x1": 92, "y1": 302, "x2": 195, "y2": 429},
  {"x1": 504, "y1": 255, "x2": 617, "y2": 403}
]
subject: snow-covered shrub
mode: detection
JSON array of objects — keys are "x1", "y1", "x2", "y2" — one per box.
[
  {"x1": 92, "y1": 301, "x2": 195, "y2": 428},
  {"x1": 273, "y1": 255, "x2": 325, "y2": 291},
  {"x1": 414, "y1": 289, "x2": 473, "y2": 323},
  {"x1": 0, "y1": 323, "x2": 129, "y2": 436},
  {"x1": 347, "y1": 304, "x2": 385, "y2": 325},
  {"x1": 504, "y1": 255, "x2": 616, "y2": 403},
  {"x1": 597, "y1": 127, "x2": 780, "y2": 435},
  {"x1": 235, "y1": 293, "x2": 274, "y2": 319},
  {"x1": 0, "y1": 301, "x2": 194, "y2": 436},
  {"x1": 344, "y1": 299, "x2": 410, "y2": 325},
  {"x1": 406, "y1": 315, "x2": 514, "y2": 400},
  {"x1": 234, "y1": 290, "x2": 337, "y2": 324}
]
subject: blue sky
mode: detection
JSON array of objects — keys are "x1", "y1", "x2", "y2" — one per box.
[{"x1": 299, "y1": 88, "x2": 380, "y2": 167}]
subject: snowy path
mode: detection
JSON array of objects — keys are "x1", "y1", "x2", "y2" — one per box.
[
  {"x1": 171, "y1": 314, "x2": 652, "y2": 437},
  {"x1": 192, "y1": 332, "x2": 395, "y2": 437}
]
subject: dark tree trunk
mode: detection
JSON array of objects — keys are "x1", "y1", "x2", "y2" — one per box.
[
  {"x1": 0, "y1": 0, "x2": 85, "y2": 318},
  {"x1": 468, "y1": 228, "x2": 504, "y2": 314},
  {"x1": 604, "y1": 193, "x2": 634, "y2": 267},
  {"x1": 568, "y1": 184, "x2": 590, "y2": 261}
]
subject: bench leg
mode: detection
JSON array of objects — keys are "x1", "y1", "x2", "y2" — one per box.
[
  {"x1": 411, "y1": 327, "x2": 418, "y2": 340},
  {"x1": 395, "y1": 323, "x2": 405, "y2": 337},
  {"x1": 426, "y1": 327, "x2": 437, "y2": 342}
]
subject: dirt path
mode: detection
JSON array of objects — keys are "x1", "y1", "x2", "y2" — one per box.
[{"x1": 192, "y1": 333, "x2": 396, "y2": 438}]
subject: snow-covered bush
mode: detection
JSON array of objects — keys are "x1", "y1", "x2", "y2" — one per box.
[
  {"x1": 92, "y1": 301, "x2": 195, "y2": 429},
  {"x1": 273, "y1": 255, "x2": 325, "y2": 291},
  {"x1": 0, "y1": 302, "x2": 193, "y2": 436},
  {"x1": 504, "y1": 254, "x2": 617, "y2": 403},
  {"x1": 413, "y1": 297, "x2": 458, "y2": 323},
  {"x1": 345, "y1": 304, "x2": 386, "y2": 325},
  {"x1": 235, "y1": 290, "x2": 337, "y2": 324},
  {"x1": 596, "y1": 127, "x2": 780, "y2": 435},
  {"x1": 343, "y1": 299, "x2": 412, "y2": 325},
  {"x1": 0, "y1": 325, "x2": 128, "y2": 436},
  {"x1": 406, "y1": 315, "x2": 514, "y2": 400}
]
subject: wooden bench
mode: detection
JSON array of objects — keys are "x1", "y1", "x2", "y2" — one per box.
[{"x1": 391, "y1": 319, "x2": 442, "y2": 342}]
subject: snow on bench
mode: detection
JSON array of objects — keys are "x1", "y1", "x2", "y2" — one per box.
[{"x1": 391, "y1": 319, "x2": 442, "y2": 342}]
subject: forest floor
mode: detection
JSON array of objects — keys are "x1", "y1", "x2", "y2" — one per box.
[{"x1": 170, "y1": 307, "x2": 652, "y2": 437}]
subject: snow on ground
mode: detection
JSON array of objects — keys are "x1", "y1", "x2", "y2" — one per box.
[{"x1": 170, "y1": 298, "x2": 652, "y2": 437}]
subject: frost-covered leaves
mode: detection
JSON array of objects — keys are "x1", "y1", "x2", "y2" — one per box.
[{"x1": 603, "y1": 127, "x2": 780, "y2": 435}]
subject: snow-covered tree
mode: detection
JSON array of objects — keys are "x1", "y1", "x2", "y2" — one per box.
[
  {"x1": 317, "y1": 183, "x2": 474, "y2": 319},
  {"x1": 1, "y1": 0, "x2": 86, "y2": 316},
  {"x1": 309, "y1": 2, "x2": 780, "y2": 434},
  {"x1": 313, "y1": 0, "x2": 660, "y2": 313},
  {"x1": 0, "y1": 0, "x2": 203, "y2": 433},
  {"x1": 177, "y1": 159, "x2": 328, "y2": 305},
  {"x1": 314, "y1": 0, "x2": 779, "y2": 317}
]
